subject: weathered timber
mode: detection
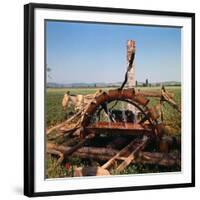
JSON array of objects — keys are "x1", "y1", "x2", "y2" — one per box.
[
  {"x1": 64, "y1": 134, "x2": 95, "y2": 157},
  {"x1": 138, "y1": 91, "x2": 174, "y2": 98},
  {"x1": 46, "y1": 110, "x2": 82, "y2": 135},
  {"x1": 147, "y1": 104, "x2": 162, "y2": 121},
  {"x1": 47, "y1": 89, "x2": 102, "y2": 136},
  {"x1": 73, "y1": 153, "x2": 114, "y2": 161},
  {"x1": 47, "y1": 143, "x2": 180, "y2": 167},
  {"x1": 120, "y1": 40, "x2": 136, "y2": 90},
  {"x1": 47, "y1": 143, "x2": 118, "y2": 156},
  {"x1": 86, "y1": 121, "x2": 153, "y2": 136},
  {"x1": 46, "y1": 148, "x2": 64, "y2": 170},
  {"x1": 62, "y1": 137, "x2": 80, "y2": 146},
  {"x1": 139, "y1": 151, "x2": 180, "y2": 167},
  {"x1": 126, "y1": 40, "x2": 136, "y2": 112},
  {"x1": 161, "y1": 87, "x2": 181, "y2": 113},
  {"x1": 59, "y1": 126, "x2": 80, "y2": 134},
  {"x1": 101, "y1": 140, "x2": 139, "y2": 169},
  {"x1": 115, "y1": 136, "x2": 148, "y2": 173}
]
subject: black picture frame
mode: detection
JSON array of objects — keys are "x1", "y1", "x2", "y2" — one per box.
[{"x1": 24, "y1": 3, "x2": 195, "y2": 197}]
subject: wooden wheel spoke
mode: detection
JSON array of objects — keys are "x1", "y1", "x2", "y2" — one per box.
[{"x1": 138, "y1": 115, "x2": 148, "y2": 124}]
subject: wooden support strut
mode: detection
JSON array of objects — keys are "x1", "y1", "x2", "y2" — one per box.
[
  {"x1": 115, "y1": 136, "x2": 148, "y2": 173},
  {"x1": 101, "y1": 140, "x2": 137, "y2": 169},
  {"x1": 64, "y1": 134, "x2": 95, "y2": 157},
  {"x1": 101, "y1": 136, "x2": 149, "y2": 172}
]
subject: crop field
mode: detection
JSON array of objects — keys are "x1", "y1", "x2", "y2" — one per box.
[{"x1": 46, "y1": 86, "x2": 181, "y2": 178}]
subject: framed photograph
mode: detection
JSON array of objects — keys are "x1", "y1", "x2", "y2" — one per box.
[{"x1": 24, "y1": 3, "x2": 195, "y2": 197}]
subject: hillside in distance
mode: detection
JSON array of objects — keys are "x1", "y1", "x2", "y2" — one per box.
[{"x1": 47, "y1": 81, "x2": 181, "y2": 88}]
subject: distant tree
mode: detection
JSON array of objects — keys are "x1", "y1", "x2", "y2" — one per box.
[
  {"x1": 145, "y1": 79, "x2": 149, "y2": 87},
  {"x1": 46, "y1": 64, "x2": 52, "y2": 79},
  {"x1": 136, "y1": 80, "x2": 138, "y2": 87}
]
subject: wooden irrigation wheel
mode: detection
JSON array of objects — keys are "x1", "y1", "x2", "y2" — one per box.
[{"x1": 80, "y1": 88, "x2": 165, "y2": 139}]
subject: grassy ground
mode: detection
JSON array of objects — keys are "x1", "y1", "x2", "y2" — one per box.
[{"x1": 46, "y1": 86, "x2": 181, "y2": 178}]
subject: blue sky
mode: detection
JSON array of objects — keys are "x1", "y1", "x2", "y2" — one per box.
[{"x1": 46, "y1": 21, "x2": 181, "y2": 84}]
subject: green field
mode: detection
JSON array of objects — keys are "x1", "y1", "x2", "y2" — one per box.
[{"x1": 46, "y1": 86, "x2": 181, "y2": 178}]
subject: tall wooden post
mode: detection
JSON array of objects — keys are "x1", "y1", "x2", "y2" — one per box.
[
  {"x1": 127, "y1": 40, "x2": 136, "y2": 114},
  {"x1": 127, "y1": 40, "x2": 136, "y2": 88}
]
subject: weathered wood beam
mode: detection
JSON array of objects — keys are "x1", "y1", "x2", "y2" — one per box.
[
  {"x1": 46, "y1": 110, "x2": 82, "y2": 135},
  {"x1": 86, "y1": 121, "x2": 153, "y2": 136},
  {"x1": 115, "y1": 136, "x2": 148, "y2": 173},
  {"x1": 64, "y1": 134, "x2": 95, "y2": 157},
  {"x1": 47, "y1": 143, "x2": 118, "y2": 156},
  {"x1": 101, "y1": 140, "x2": 139, "y2": 169},
  {"x1": 47, "y1": 143, "x2": 180, "y2": 167},
  {"x1": 138, "y1": 151, "x2": 180, "y2": 167}
]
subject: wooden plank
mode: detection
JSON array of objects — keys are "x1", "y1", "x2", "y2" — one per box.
[
  {"x1": 46, "y1": 110, "x2": 82, "y2": 135},
  {"x1": 47, "y1": 143, "x2": 118, "y2": 156},
  {"x1": 64, "y1": 134, "x2": 95, "y2": 157},
  {"x1": 86, "y1": 122, "x2": 153, "y2": 136},
  {"x1": 115, "y1": 136, "x2": 148, "y2": 173},
  {"x1": 101, "y1": 140, "x2": 136, "y2": 169}
]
